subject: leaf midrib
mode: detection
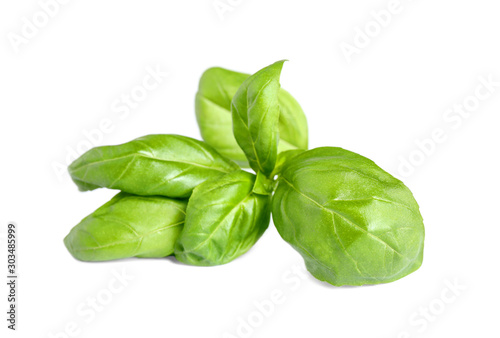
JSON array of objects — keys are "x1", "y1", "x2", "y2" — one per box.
[
  {"x1": 70, "y1": 153, "x2": 232, "y2": 174},
  {"x1": 281, "y1": 177, "x2": 405, "y2": 258},
  {"x1": 69, "y1": 221, "x2": 184, "y2": 253},
  {"x1": 182, "y1": 192, "x2": 253, "y2": 254}
]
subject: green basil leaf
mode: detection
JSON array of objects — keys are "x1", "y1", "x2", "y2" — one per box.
[
  {"x1": 175, "y1": 170, "x2": 271, "y2": 266},
  {"x1": 195, "y1": 67, "x2": 250, "y2": 166},
  {"x1": 64, "y1": 193, "x2": 187, "y2": 261},
  {"x1": 68, "y1": 134, "x2": 239, "y2": 198},
  {"x1": 277, "y1": 91, "x2": 308, "y2": 152},
  {"x1": 231, "y1": 60, "x2": 285, "y2": 176},
  {"x1": 272, "y1": 147, "x2": 425, "y2": 286},
  {"x1": 195, "y1": 65, "x2": 308, "y2": 167}
]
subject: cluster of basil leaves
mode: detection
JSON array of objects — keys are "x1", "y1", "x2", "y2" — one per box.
[{"x1": 65, "y1": 61, "x2": 425, "y2": 286}]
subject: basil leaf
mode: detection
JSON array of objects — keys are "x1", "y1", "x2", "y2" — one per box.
[
  {"x1": 64, "y1": 193, "x2": 187, "y2": 261},
  {"x1": 175, "y1": 170, "x2": 271, "y2": 266},
  {"x1": 195, "y1": 67, "x2": 250, "y2": 166},
  {"x1": 231, "y1": 60, "x2": 286, "y2": 176},
  {"x1": 68, "y1": 134, "x2": 239, "y2": 198},
  {"x1": 277, "y1": 91, "x2": 308, "y2": 152},
  {"x1": 272, "y1": 147, "x2": 425, "y2": 286},
  {"x1": 196, "y1": 64, "x2": 308, "y2": 168}
]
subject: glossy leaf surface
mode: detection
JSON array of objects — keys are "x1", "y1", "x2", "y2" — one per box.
[
  {"x1": 196, "y1": 66, "x2": 308, "y2": 167},
  {"x1": 272, "y1": 147, "x2": 425, "y2": 286},
  {"x1": 68, "y1": 134, "x2": 239, "y2": 198},
  {"x1": 231, "y1": 60, "x2": 284, "y2": 175},
  {"x1": 64, "y1": 193, "x2": 187, "y2": 261},
  {"x1": 175, "y1": 170, "x2": 271, "y2": 266}
]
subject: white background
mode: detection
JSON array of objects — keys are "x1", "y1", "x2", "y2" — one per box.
[{"x1": 1, "y1": 0, "x2": 499, "y2": 337}]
